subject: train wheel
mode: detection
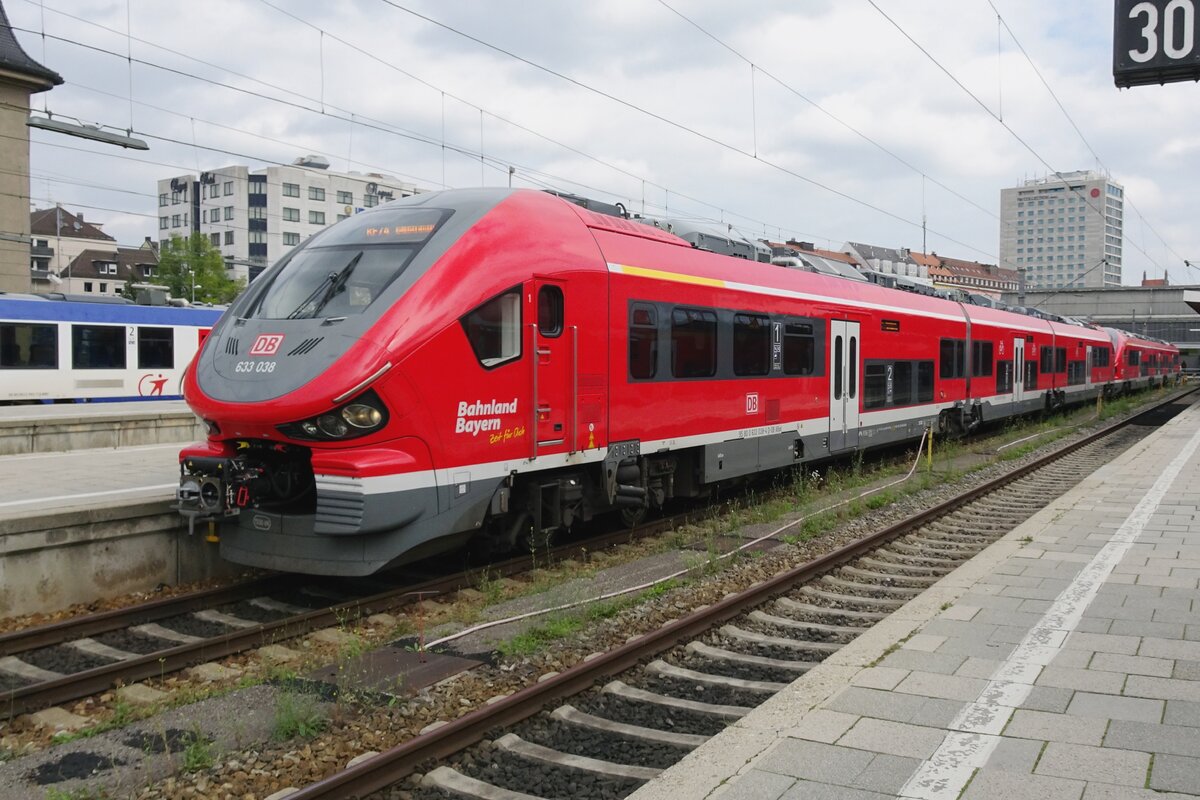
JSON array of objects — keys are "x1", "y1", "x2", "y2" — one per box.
[{"x1": 619, "y1": 504, "x2": 647, "y2": 527}]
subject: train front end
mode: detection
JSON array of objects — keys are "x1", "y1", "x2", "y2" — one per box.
[{"x1": 174, "y1": 191, "x2": 464, "y2": 574}]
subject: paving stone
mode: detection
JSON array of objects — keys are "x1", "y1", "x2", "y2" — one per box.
[
  {"x1": 1035, "y1": 742, "x2": 1151, "y2": 787},
  {"x1": 187, "y1": 662, "x2": 242, "y2": 682},
  {"x1": 902, "y1": 634, "x2": 946, "y2": 652},
  {"x1": 1004, "y1": 709, "x2": 1107, "y2": 745},
  {"x1": 779, "y1": 780, "x2": 890, "y2": 800},
  {"x1": 1163, "y1": 699, "x2": 1200, "y2": 727},
  {"x1": 755, "y1": 739, "x2": 872, "y2": 784},
  {"x1": 1149, "y1": 753, "x2": 1200, "y2": 793},
  {"x1": 264, "y1": 790, "x2": 298, "y2": 800},
  {"x1": 1020, "y1": 686, "x2": 1074, "y2": 713},
  {"x1": 28, "y1": 706, "x2": 90, "y2": 732},
  {"x1": 836, "y1": 718, "x2": 945, "y2": 760},
  {"x1": 849, "y1": 753, "x2": 920, "y2": 794},
  {"x1": 1063, "y1": 632, "x2": 1141, "y2": 655},
  {"x1": 907, "y1": 697, "x2": 970, "y2": 729},
  {"x1": 940, "y1": 604, "x2": 980, "y2": 621},
  {"x1": 1087, "y1": 652, "x2": 1174, "y2": 677},
  {"x1": 1105, "y1": 719, "x2": 1200, "y2": 757},
  {"x1": 987, "y1": 736, "x2": 1045, "y2": 772},
  {"x1": 115, "y1": 683, "x2": 168, "y2": 706},
  {"x1": 1036, "y1": 666, "x2": 1126, "y2": 694},
  {"x1": 961, "y1": 769, "x2": 1085, "y2": 800},
  {"x1": 879, "y1": 648, "x2": 966, "y2": 676},
  {"x1": 722, "y1": 769, "x2": 795, "y2": 800},
  {"x1": 1124, "y1": 674, "x2": 1200, "y2": 701},
  {"x1": 365, "y1": 613, "x2": 398, "y2": 628},
  {"x1": 1139, "y1": 637, "x2": 1200, "y2": 661},
  {"x1": 850, "y1": 667, "x2": 909, "y2": 691},
  {"x1": 893, "y1": 670, "x2": 987, "y2": 702},
  {"x1": 1172, "y1": 660, "x2": 1200, "y2": 681},
  {"x1": 783, "y1": 709, "x2": 860, "y2": 744},
  {"x1": 825, "y1": 687, "x2": 928, "y2": 724},
  {"x1": 1108, "y1": 619, "x2": 1185, "y2": 639},
  {"x1": 1082, "y1": 783, "x2": 1196, "y2": 800},
  {"x1": 346, "y1": 750, "x2": 379, "y2": 768}
]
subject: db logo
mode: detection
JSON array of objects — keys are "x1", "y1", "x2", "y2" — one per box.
[
  {"x1": 249, "y1": 334, "x2": 284, "y2": 356},
  {"x1": 745, "y1": 392, "x2": 759, "y2": 415}
]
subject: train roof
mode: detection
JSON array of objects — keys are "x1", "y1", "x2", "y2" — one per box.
[{"x1": 0, "y1": 295, "x2": 223, "y2": 325}]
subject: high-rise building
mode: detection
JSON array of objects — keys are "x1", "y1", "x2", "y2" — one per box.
[
  {"x1": 156, "y1": 156, "x2": 422, "y2": 283},
  {"x1": 999, "y1": 171, "x2": 1123, "y2": 291}
]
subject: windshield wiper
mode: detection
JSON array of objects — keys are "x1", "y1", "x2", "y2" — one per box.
[{"x1": 286, "y1": 252, "x2": 363, "y2": 319}]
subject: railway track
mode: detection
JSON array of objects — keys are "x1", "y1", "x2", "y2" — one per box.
[
  {"x1": 275, "y1": 390, "x2": 1194, "y2": 800},
  {"x1": 0, "y1": 511, "x2": 708, "y2": 718}
]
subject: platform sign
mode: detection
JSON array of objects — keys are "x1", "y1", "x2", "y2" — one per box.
[{"x1": 1114, "y1": 0, "x2": 1200, "y2": 87}]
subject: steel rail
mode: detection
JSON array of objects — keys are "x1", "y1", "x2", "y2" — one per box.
[
  {"x1": 0, "y1": 505, "x2": 709, "y2": 716},
  {"x1": 284, "y1": 386, "x2": 1197, "y2": 799}
]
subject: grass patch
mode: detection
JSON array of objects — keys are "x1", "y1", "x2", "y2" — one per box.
[{"x1": 273, "y1": 690, "x2": 328, "y2": 741}]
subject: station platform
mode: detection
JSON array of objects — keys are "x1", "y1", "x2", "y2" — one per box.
[
  {"x1": 0, "y1": 425, "x2": 230, "y2": 618},
  {"x1": 632, "y1": 396, "x2": 1200, "y2": 800},
  {"x1": 0, "y1": 400, "x2": 203, "y2": 456}
]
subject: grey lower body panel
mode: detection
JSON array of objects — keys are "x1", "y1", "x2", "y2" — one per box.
[{"x1": 219, "y1": 480, "x2": 500, "y2": 576}]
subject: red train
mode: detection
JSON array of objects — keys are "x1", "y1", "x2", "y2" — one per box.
[{"x1": 175, "y1": 189, "x2": 1180, "y2": 575}]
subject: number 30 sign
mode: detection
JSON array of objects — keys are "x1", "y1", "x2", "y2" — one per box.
[{"x1": 1114, "y1": 0, "x2": 1200, "y2": 87}]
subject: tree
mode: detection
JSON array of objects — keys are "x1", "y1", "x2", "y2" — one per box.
[{"x1": 152, "y1": 233, "x2": 244, "y2": 304}]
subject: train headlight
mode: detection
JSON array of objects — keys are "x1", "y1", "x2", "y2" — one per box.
[
  {"x1": 342, "y1": 404, "x2": 383, "y2": 429},
  {"x1": 276, "y1": 390, "x2": 388, "y2": 442},
  {"x1": 317, "y1": 413, "x2": 350, "y2": 438}
]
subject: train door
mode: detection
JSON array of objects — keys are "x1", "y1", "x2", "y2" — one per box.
[
  {"x1": 528, "y1": 279, "x2": 573, "y2": 457},
  {"x1": 1012, "y1": 337, "x2": 1025, "y2": 403},
  {"x1": 1085, "y1": 346, "x2": 1093, "y2": 386},
  {"x1": 829, "y1": 320, "x2": 861, "y2": 451}
]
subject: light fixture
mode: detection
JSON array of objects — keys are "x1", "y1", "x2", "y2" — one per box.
[{"x1": 27, "y1": 113, "x2": 149, "y2": 150}]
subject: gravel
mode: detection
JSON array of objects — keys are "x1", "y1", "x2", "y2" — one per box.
[
  {"x1": 121, "y1": 728, "x2": 204, "y2": 755},
  {"x1": 637, "y1": 674, "x2": 765, "y2": 708},
  {"x1": 0, "y1": 671, "x2": 32, "y2": 692},
  {"x1": 458, "y1": 743, "x2": 644, "y2": 800},
  {"x1": 153, "y1": 613, "x2": 235, "y2": 638},
  {"x1": 19, "y1": 645, "x2": 114, "y2": 675},
  {"x1": 92, "y1": 629, "x2": 179, "y2": 656},
  {"x1": 518, "y1": 717, "x2": 690, "y2": 770},
  {"x1": 676, "y1": 653, "x2": 799, "y2": 685},
  {"x1": 578, "y1": 693, "x2": 729, "y2": 737}
]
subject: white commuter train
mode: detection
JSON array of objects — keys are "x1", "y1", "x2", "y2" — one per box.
[{"x1": 0, "y1": 294, "x2": 223, "y2": 403}]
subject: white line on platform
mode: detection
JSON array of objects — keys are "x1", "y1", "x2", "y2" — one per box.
[
  {"x1": 0, "y1": 484, "x2": 176, "y2": 508},
  {"x1": 897, "y1": 418, "x2": 1200, "y2": 800}
]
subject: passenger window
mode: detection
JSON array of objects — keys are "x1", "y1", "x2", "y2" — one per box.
[
  {"x1": 848, "y1": 337, "x2": 857, "y2": 398},
  {"x1": 537, "y1": 285, "x2": 563, "y2": 337},
  {"x1": 893, "y1": 361, "x2": 913, "y2": 405},
  {"x1": 1025, "y1": 360, "x2": 1038, "y2": 390},
  {"x1": 971, "y1": 342, "x2": 993, "y2": 377},
  {"x1": 671, "y1": 307, "x2": 717, "y2": 378},
  {"x1": 137, "y1": 327, "x2": 174, "y2": 369},
  {"x1": 629, "y1": 304, "x2": 657, "y2": 380},
  {"x1": 833, "y1": 336, "x2": 843, "y2": 400},
  {"x1": 916, "y1": 361, "x2": 934, "y2": 402},
  {"x1": 863, "y1": 363, "x2": 887, "y2": 409},
  {"x1": 72, "y1": 325, "x2": 126, "y2": 370},
  {"x1": 0, "y1": 323, "x2": 57, "y2": 369},
  {"x1": 461, "y1": 287, "x2": 522, "y2": 368},
  {"x1": 782, "y1": 322, "x2": 815, "y2": 375},
  {"x1": 996, "y1": 360, "x2": 1013, "y2": 393},
  {"x1": 733, "y1": 313, "x2": 770, "y2": 376},
  {"x1": 939, "y1": 339, "x2": 965, "y2": 379}
]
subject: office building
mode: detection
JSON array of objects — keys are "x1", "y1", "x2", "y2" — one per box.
[
  {"x1": 156, "y1": 156, "x2": 422, "y2": 283},
  {"x1": 999, "y1": 171, "x2": 1124, "y2": 291}
]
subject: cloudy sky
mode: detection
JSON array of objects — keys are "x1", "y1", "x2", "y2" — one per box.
[{"x1": 8, "y1": 0, "x2": 1199, "y2": 284}]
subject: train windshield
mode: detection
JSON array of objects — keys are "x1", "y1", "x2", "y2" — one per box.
[{"x1": 246, "y1": 208, "x2": 450, "y2": 320}]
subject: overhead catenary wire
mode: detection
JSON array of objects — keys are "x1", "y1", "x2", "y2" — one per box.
[{"x1": 17, "y1": 3, "x2": 837, "y2": 249}]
